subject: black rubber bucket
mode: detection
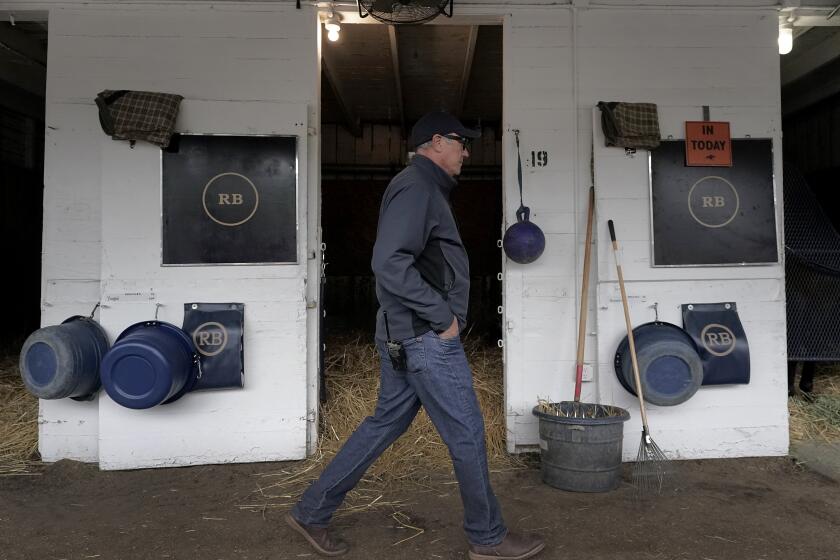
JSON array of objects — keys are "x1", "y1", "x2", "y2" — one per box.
[
  {"x1": 614, "y1": 321, "x2": 703, "y2": 406},
  {"x1": 532, "y1": 402, "x2": 630, "y2": 492},
  {"x1": 19, "y1": 316, "x2": 110, "y2": 401}
]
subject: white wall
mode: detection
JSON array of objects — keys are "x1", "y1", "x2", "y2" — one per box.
[
  {"x1": 13, "y1": 0, "x2": 788, "y2": 467},
  {"x1": 35, "y1": 2, "x2": 320, "y2": 469},
  {"x1": 38, "y1": 47, "x2": 104, "y2": 463},
  {"x1": 587, "y1": 8, "x2": 787, "y2": 459},
  {"x1": 502, "y1": 8, "x2": 580, "y2": 450},
  {"x1": 503, "y1": 5, "x2": 788, "y2": 459}
]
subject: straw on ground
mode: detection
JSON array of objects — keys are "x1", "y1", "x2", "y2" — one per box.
[
  {"x1": 244, "y1": 334, "x2": 524, "y2": 516},
  {"x1": 3, "y1": 342, "x2": 839, "y2": 478},
  {"x1": 0, "y1": 353, "x2": 39, "y2": 476},
  {"x1": 789, "y1": 365, "x2": 840, "y2": 443}
]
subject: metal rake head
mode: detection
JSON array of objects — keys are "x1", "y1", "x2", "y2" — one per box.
[{"x1": 632, "y1": 429, "x2": 670, "y2": 495}]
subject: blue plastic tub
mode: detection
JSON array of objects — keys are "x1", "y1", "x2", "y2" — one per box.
[
  {"x1": 100, "y1": 321, "x2": 199, "y2": 409},
  {"x1": 19, "y1": 316, "x2": 109, "y2": 401}
]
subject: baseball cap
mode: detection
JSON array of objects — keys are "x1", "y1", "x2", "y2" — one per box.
[{"x1": 410, "y1": 111, "x2": 481, "y2": 149}]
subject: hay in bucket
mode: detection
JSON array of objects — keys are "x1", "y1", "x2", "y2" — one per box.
[
  {"x1": 245, "y1": 333, "x2": 524, "y2": 514},
  {"x1": 535, "y1": 399, "x2": 626, "y2": 420},
  {"x1": 0, "y1": 351, "x2": 39, "y2": 476}
]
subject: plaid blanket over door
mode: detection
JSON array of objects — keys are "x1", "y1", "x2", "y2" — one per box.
[
  {"x1": 597, "y1": 101, "x2": 661, "y2": 151},
  {"x1": 96, "y1": 90, "x2": 183, "y2": 148}
]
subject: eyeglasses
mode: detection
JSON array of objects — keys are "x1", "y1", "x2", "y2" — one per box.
[{"x1": 439, "y1": 134, "x2": 472, "y2": 151}]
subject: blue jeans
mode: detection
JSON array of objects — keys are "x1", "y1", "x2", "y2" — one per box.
[{"x1": 291, "y1": 331, "x2": 507, "y2": 546}]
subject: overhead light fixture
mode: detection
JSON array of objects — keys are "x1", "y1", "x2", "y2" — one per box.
[
  {"x1": 324, "y1": 10, "x2": 342, "y2": 43},
  {"x1": 778, "y1": 22, "x2": 793, "y2": 55}
]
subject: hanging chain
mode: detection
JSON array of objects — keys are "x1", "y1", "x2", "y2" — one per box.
[{"x1": 513, "y1": 129, "x2": 524, "y2": 209}]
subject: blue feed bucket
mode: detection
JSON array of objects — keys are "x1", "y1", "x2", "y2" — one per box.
[
  {"x1": 614, "y1": 321, "x2": 703, "y2": 406},
  {"x1": 19, "y1": 316, "x2": 109, "y2": 401},
  {"x1": 100, "y1": 321, "x2": 198, "y2": 409}
]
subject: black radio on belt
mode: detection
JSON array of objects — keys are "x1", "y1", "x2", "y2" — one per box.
[{"x1": 384, "y1": 311, "x2": 407, "y2": 371}]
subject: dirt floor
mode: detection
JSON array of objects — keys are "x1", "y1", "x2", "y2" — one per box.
[
  {"x1": 1, "y1": 456, "x2": 839, "y2": 560},
  {"x1": 4, "y1": 346, "x2": 840, "y2": 559}
]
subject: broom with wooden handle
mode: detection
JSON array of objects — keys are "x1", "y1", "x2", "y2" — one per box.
[{"x1": 607, "y1": 219, "x2": 669, "y2": 494}]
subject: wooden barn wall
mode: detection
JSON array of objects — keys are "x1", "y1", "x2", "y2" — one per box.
[
  {"x1": 502, "y1": 7, "x2": 787, "y2": 460},
  {"x1": 321, "y1": 123, "x2": 503, "y2": 337},
  {"x1": 320, "y1": 123, "x2": 502, "y2": 168},
  {"x1": 35, "y1": 3, "x2": 319, "y2": 469},
  {"x1": 1, "y1": 0, "x2": 789, "y2": 467},
  {"x1": 502, "y1": 8, "x2": 580, "y2": 452},
  {"x1": 321, "y1": 177, "x2": 502, "y2": 337},
  {"x1": 319, "y1": 122, "x2": 502, "y2": 337},
  {"x1": 587, "y1": 9, "x2": 786, "y2": 460}
]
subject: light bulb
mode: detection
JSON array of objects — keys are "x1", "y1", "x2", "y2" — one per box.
[
  {"x1": 323, "y1": 10, "x2": 341, "y2": 42},
  {"x1": 778, "y1": 25, "x2": 793, "y2": 55}
]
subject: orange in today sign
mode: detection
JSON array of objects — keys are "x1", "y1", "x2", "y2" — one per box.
[{"x1": 685, "y1": 121, "x2": 732, "y2": 167}]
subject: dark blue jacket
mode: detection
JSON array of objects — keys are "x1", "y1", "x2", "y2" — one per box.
[{"x1": 372, "y1": 155, "x2": 470, "y2": 343}]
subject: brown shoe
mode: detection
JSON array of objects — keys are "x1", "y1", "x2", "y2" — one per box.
[
  {"x1": 284, "y1": 512, "x2": 349, "y2": 557},
  {"x1": 468, "y1": 531, "x2": 545, "y2": 560}
]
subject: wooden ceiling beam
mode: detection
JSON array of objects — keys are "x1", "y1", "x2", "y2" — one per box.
[
  {"x1": 457, "y1": 26, "x2": 478, "y2": 118},
  {"x1": 782, "y1": 53, "x2": 840, "y2": 116},
  {"x1": 0, "y1": 80, "x2": 43, "y2": 118},
  {"x1": 0, "y1": 60, "x2": 44, "y2": 97},
  {"x1": 781, "y1": 27, "x2": 840, "y2": 86},
  {"x1": 0, "y1": 23, "x2": 46, "y2": 97},
  {"x1": 322, "y1": 49, "x2": 362, "y2": 138},
  {"x1": 0, "y1": 22, "x2": 46, "y2": 66},
  {"x1": 387, "y1": 25, "x2": 406, "y2": 135}
]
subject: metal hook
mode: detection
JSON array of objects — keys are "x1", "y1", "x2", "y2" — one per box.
[
  {"x1": 88, "y1": 301, "x2": 101, "y2": 319},
  {"x1": 154, "y1": 303, "x2": 162, "y2": 320},
  {"x1": 652, "y1": 302, "x2": 659, "y2": 321}
]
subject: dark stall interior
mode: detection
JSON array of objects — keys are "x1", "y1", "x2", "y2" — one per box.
[
  {"x1": 782, "y1": 26, "x2": 840, "y2": 228},
  {"x1": 781, "y1": 24, "x2": 840, "y2": 393},
  {"x1": 0, "y1": 21, "x2": 47, "y2": 347},
  {"x1": 783, "y1": 91, "x2": 840, "y2": 231},
  {"x1": 320, "y1": 24, "x2": 503, "y2": 342}
]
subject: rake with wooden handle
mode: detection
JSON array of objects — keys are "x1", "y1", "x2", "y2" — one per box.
[
  {"x1": 571, "y1": 187, "x2": 595, "y2": 415},
  {"x1": 607, "y1": 219, "x2": 669, "y2": 494}
]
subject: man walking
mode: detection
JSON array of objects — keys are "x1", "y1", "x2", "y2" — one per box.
[{"x1": 286, "y1": 111, "x2": 545, "y2": 560}]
